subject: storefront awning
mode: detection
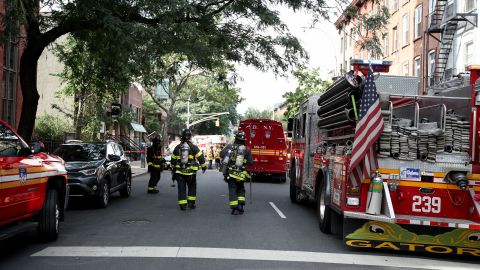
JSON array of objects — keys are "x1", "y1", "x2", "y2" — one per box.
[{"x1": 130, "y1": 123, "x2": 147, "y2": 133}]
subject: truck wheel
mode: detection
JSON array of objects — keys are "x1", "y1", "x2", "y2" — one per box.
[
  {"x1": 279, "y1": 173, "x2": 287, "y2": 183},
  {"x1": 317, "y1": 180, "x2": 332, "y2": 234},
  {"x1": 97, "y1": 180, "x2": 110, "y2": 208},
  {"x1": 289, "y1": 166, "x2": 299, "y2": 203},
  {"x1": 38, "y1": 189, "x2": 59, "y2": 242},
  {"x1": 119, "y1": 173, "x2": 132, "y2": 198}
]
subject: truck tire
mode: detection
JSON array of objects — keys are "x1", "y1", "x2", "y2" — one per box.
[
  {"x1": 97, "y1": 180, "x2": 110, "y2": 208},
  {"x1": 119, "y1": 173, "x2": 132, "y2": 198},
  {"x1": 38, "y1": 189, "x2": 59, "y2": 242},
  {"x1": 317, "y1": 180, "x2": 332, "y2": 234},
  {"x1": 289, "y1": 166, "x2": 299, "y2": 203}
]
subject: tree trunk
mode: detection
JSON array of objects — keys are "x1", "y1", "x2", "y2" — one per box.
[{"x1": 17, "y1": 45, "x2": 43, "y2": 142}]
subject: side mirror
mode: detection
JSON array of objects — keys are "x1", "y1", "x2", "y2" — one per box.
[
  {"x1": 287, "y1": 118, "x2": 294, "y2": 138},
  {"x1": 108, "y1": 154, "x2": 121, "y2": 161}
]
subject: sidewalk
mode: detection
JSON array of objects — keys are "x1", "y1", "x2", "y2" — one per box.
[{"x1": 129, "y1": 160, "x2": 148, "y2": 177}]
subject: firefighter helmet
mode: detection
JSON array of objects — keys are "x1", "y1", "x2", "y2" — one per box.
[
  {"x1": 235, "y1": 131, "x2": 246, "y2": 141},
  {"x1": 181, "y1": 129, "x2": 192, "y2": 141}
]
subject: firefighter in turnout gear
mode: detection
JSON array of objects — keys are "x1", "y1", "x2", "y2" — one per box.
[
  {"x1": 207, "y1": 146, "x2": 214, "y2": 169},
  {"x1": 220, "y1": 131, "x2": 254, "y2": 215},
  {"x1": 147, "y1": 137, "x2": 165, "y2": 194},
  {"x1": 171, "y1": 129, "x2": 206, "y2": 210}
]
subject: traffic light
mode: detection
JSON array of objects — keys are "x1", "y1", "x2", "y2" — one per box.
[{"x1": 111, "y1": 103, "x2": 122, "y2": 118}]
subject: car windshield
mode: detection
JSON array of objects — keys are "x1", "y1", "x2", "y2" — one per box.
[
  {"x1": 53, "y1": 144, "x2": 106, "y2": 162},
  {"x1": 0, "y1": 122, "x2": 28, "y2": 156}
]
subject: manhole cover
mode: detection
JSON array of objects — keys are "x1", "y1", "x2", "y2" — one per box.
[{"x1": 122, "y1": 219, "x2": 151, "y2": 225}]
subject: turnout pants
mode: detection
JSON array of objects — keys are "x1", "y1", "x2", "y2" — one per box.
[
  {"x1": 177, "y1": 174, "x2": 197, "y2": 205},
  {"x1": 227, "y1": 179, "x2": 246, "y2": 208},
  {"x1": 148, "y1": 169, "x2": 162, "y2": 190}
]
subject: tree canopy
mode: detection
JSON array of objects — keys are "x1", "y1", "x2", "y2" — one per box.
[
  {"x1": 282, "y1": 67, "x2": 331, "y2": 118},
  {"x1": 2, "y1": 0, "x2": 389, "y2": 141},
  {"x1": 243, "y1": 107, "x2": 273, "y2": 120}
]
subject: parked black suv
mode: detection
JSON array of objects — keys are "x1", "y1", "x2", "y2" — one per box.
[{"x1": 53, "y1": 141, "x2": 132, "y2": 208}]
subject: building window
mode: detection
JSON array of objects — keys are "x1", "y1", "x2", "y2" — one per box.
[
  {"x1": 393, "y1": 26, "x2": 398, "y2": 52},
  {"x1": 383, "y1": 34, "x2": 389, "y2": 57},
  {"x1": 341, "y1": 36, "x2": 344, "y2": 54},
  {"x1": 414, "y1": 57, "x2": 421, "y2": 77},
  {"x1": 465, "y1": 41, "x2": 474, "y2": 68},
  {"x1": 392, "y1": 0, "x2": 398, "y2": 11},
  {"x1": 403, "y1": 61, "x2": 409, "y2": 76},
  {"x1": 465, "y1": 0, "x2": 475, "y2": 12},
  {"x1": 402, "y1": 14, "x2": 410, "y2": 46},
  {"x1": 428, "y1": 50, "x2": 436, "y2": 85},
  {"x1": 2, "y1": 31, "x2": 18, "y2": 127},
  {"x1": 414, "y1": 5, "x2": 422, "y2": 39}
]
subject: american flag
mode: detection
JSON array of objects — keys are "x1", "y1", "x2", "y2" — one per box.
[{"x1": 348, "y1": 69, "x2": 384, "y2": 186}]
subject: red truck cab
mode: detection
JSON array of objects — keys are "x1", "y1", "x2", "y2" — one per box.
[
  {"x1": 0, "y1": 119, "x2": 68, "y2": 241},
  {"x1": 239, "y1": 119, "x2": 287, "y2": 182}
]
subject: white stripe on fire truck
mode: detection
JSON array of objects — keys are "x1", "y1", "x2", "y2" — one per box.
[
  {"x1": 0, "y1": 170, "x2": 66, "y2": 183},
  {"x1": 378, "y1": 175, "x2": 480, "y2": 185}
]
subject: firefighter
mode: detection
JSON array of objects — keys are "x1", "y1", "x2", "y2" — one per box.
[
  {"x1": 171, "y1": 129, "x2": 206, "y2": 210},
  {"x1": 207, "y1": 146, "x2": 214, "y2": 169},
  {"x1": 220, "y1": 131, "x2": 253, "y2": 215},
  {"x1": 147, "y1": 137, "x2": 165, "y2": 194},
  {"x1": 214, "y1": 145, "x2": 222, "y2": 169}
]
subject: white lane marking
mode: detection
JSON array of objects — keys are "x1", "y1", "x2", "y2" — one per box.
[
  {"x1": 31, "y1": 246, "x2": 478, "y2": 270},
  {"x1": 269, "y1": 202, "x2": 286, "y2": 219}
]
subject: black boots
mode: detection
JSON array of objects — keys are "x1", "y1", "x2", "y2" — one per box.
[
  {"x1": 179, "y1": 205, "x2": 187, "y2": 211},
  {"x1": 238, "y1": 204, "x2": 244, "y2": 215},
  {"x1": 147, "y1": 189, "x2": 159, "y2": 194},
  {"x1": 188, "y1": 202, "x2": 196, "y2": 209}
]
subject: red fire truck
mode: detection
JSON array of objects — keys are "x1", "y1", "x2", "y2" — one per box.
[
  {"x1": 239, "y1": 119, "x2": 287, "y2": 182},
  {"x1": 288, "y1": 60, "x2": 480, "y2": 256}
]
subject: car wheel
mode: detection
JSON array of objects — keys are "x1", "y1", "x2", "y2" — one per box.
[
  {"x1": 119, "y1": 173, "x2": 132, "y2": 198},
  {"x1": 97, "y1": 180, "x2": 110, "y2": 208},
  {"x1": 318, "y1": 180, "x2": 332, "y2": 234},
  {"x1": 38, "y1": 189, "x2": 59, "y2": 242}
]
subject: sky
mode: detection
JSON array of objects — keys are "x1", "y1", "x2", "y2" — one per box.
[{"x1": 236, "y1": 6, "x2": 340, "y2": 114}]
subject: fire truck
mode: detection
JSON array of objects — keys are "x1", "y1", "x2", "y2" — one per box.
[
  {"x1": 288, "y1": 60, "x2": 480, "y2": 256},
  {"x1": 239, "y1": 119, "x2": 287, "y2": 182}
]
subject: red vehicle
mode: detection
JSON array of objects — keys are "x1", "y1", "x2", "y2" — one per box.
[
  {"x1": 288, "y1": 60, "x2": 480, "y2": 257},
  {"x1": 239, "y1": 119, "x2": 287, "y2": 182},
  {"x1": 0, "y1": 119, "x2": 68, "y2": 241}
]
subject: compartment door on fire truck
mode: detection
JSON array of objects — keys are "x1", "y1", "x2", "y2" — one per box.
[{"x1": 300, "y1": 107, "x2": 313, "y2": 188}]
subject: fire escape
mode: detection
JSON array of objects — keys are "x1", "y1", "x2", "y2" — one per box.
[{"x1": 427, "y1": 0, "x2": 477, "y2": 85}]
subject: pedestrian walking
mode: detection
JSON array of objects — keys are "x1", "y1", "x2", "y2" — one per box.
[
  {"x1": 214, "y1": 145, "x2": 222, "y2": 169},
  {"x1": 220, "y1": 131, "x2": 253, "y2": 215},
  {"x1": 171, "y1": 129, "x2": 206, "y2": 210},
  {"x1": 147, "y1": 137, "x2": 165, "y2": 194}
]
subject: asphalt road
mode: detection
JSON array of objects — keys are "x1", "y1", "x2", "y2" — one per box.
[{"x1": 0, "y1": 170, "x2": 478, "y2": 270}]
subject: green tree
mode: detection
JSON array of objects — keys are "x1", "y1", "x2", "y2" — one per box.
[
  {"x1": 34, "y1": 114, "x2": 73, "y2": 141},
  {"x1": 243, "y1": 107, "x2": 273, "y2": 120},
  {"x1": 2, "y1": 0, "x2": 389, "y2": 141},
  {"x1": 282, "y1": 67, "x2": 331, "y2": 118},
  {"x1": 54, "y1": 35, "x2": 132, "y2": 140}
]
